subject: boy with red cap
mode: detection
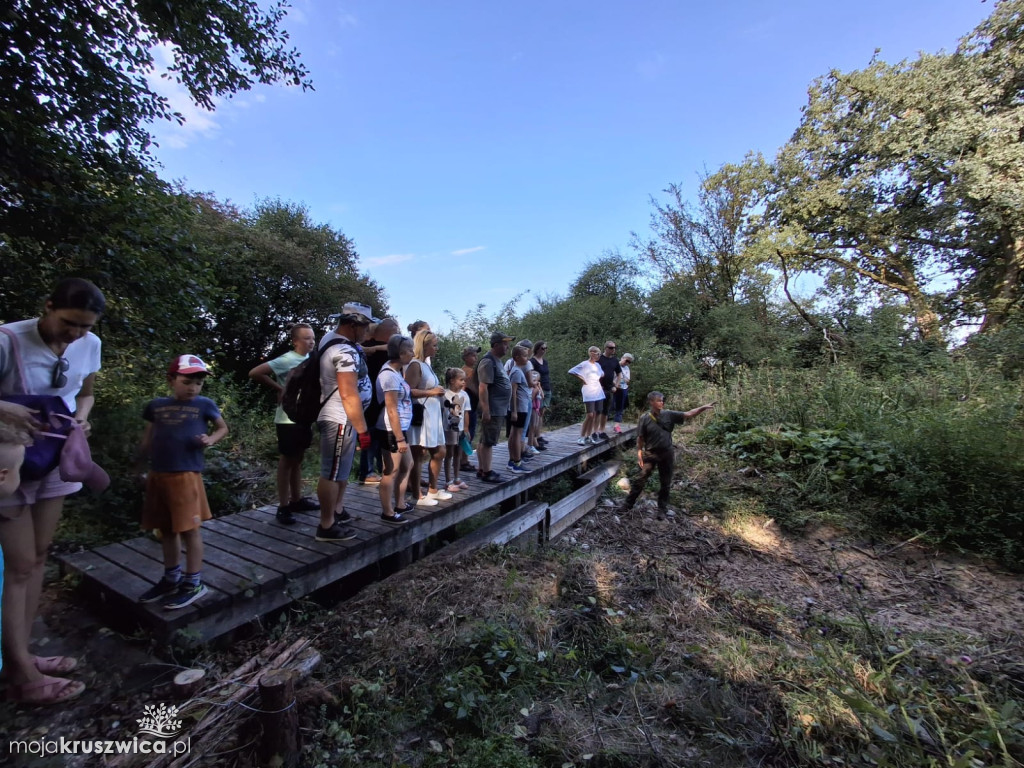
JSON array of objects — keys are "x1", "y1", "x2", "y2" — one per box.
[{"x1": 135, "y1": 355, "x2": 229, "y2": 609}]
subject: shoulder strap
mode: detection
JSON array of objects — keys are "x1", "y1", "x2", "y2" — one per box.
[{"x1": 0, "y1": 326, "x2": 27, "y2": 392}]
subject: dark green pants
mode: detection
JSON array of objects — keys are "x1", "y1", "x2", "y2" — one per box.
[{"x1": 624, "y1": 448, "x2": 674, "y2": 512}]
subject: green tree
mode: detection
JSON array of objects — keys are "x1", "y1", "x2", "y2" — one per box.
[
  {"x1": 765, "y1": 0, "x2": 1024, "y2": 336},
  {"x1": 0, "y1": 0, "x2": 310, "y2": 263}
]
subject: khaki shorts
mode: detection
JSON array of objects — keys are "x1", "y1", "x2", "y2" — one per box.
[{"x1": 141, "y1": 472, "x2": 211, "y2": 533}]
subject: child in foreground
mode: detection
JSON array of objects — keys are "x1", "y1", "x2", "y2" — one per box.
[{"x1": 136, "y1": 355, "x2": 229, "y2": 610}]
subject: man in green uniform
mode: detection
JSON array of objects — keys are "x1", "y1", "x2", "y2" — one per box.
[{"x1": 622, "y1": 391, "x2": 715, "y2": 517}]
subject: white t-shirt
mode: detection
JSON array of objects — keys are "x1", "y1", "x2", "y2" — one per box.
[
  {"x1": 620, "y1": 364, "x2": 631, "y2": 391},
  {"x1": 568, "y1": 360, "x2": 605, "y2": 402},
  {"x1": 317, "y1": 331, "x2": 371, "y2": 424},
  {"x1": 0, "y1": 319, "x2": 102, "y2": 411}
]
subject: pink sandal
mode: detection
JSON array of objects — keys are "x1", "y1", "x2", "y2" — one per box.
[
  {"x1": 34, "y1": 655, "x2": 78, "y2": 674},
  {"x1": 446, "y1": 483, "x2": 462, "y2": 493},
  {"x1": 456, "y1": 481, "x2": 469, "y2": 490},
  {"x1": 8, "y1": 675, "x2": 86, "y2": 705}
]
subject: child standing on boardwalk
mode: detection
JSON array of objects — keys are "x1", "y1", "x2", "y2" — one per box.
[
  {"x1": 442, "y1": 367, "x2": 470, "y2": 492},
  {"x1": 622, "y1": 391, "x2": 714, "y2": 519},
  {"x1": 136, "y1": 355, "x2": 229, "y2": 610}
]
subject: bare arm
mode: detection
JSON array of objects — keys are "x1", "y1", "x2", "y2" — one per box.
[
  {"x1": 337, "y1": 371, "x2": 368, "y2": 434},
  {"x1": 75, "y1": 372, "x2": 97, "y2": 434},
  {"x1": 384, "y1": 389, "x2": 407, "y2": 453},
  {"x1": 199, "y1": 416, "x2": 229, "y2": 448},
  {"x1": 248, "y1": 362, "x2": 283, "y2": 400},
  {"x1": 681, "y1": 402, "x2": 716, "y2": 420}
]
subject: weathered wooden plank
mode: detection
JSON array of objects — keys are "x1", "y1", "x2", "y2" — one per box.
[
  {"x1": 438, "y1": 501, "x2": 548, "y2": 560},
  {"x1": 549, "y1": 460, "x2": 621, "y2": 539}
]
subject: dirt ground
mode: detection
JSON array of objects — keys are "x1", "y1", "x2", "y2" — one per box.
[{"x1": 2, "y1": 443, "x2": 1022, "y2": 766}]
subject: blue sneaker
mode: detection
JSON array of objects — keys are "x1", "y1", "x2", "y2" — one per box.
[{"x1": 507, "y1": 461, "x2": 530, "y2": 474}]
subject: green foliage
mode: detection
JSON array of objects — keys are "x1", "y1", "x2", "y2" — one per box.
[
  {"x1": 1, "y1": 0, "x2": 310, "y2": 274},
  {"x1": 702, "y1": 361, "x2": 1024, "y2": 567}
]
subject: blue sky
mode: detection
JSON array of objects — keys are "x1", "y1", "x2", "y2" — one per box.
[{"x1": 148, "y1": 0, "x2": 992, "y2": 333}]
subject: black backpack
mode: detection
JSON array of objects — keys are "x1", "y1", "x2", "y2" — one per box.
[{"x1": 282, "y1": 338, "x2": 349, "y2": 425}]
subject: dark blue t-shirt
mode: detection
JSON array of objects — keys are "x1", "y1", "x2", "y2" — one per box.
[{"x1": 144, "y1": 396, "x2": 223, "y2": 472}]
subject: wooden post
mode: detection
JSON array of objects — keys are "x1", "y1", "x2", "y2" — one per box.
[{"x1": 257, "y1": 669, "x2": 300, "y2": 768}]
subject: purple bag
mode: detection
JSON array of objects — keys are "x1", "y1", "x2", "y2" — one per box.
[{"x1": 0, "y1": 327, "x2": 109, "y2": 491}]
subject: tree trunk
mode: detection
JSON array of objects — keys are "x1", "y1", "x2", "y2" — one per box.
[{"x1": 979, "y1": 228, "x2": 1024, "y2": 334}]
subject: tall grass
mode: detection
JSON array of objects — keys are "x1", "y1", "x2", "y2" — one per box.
[{"x1": 701, "y1": 361, "x2": 1024, "y2": 568}]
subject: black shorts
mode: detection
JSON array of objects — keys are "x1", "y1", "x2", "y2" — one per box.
[
  {"x1": 600, "y1": 390, "x2": 614, "y2": 415},
  {"x1": 277, "y1": 423, "x2": 313, "y2": 458},
  {"x1": 375, "y1": 427, "x2": 402, "y2": 453}
]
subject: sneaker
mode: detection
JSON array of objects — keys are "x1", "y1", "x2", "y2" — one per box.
[
  {"x1": 524, "y1": 446, "x2": 540, "y2": 457},
  {"x1": 427, "y1": 489, "x2": 453, "y2": 501},
  {"x1": 415, "y1": 496, "x2": 439, "y2": 507},
  {"x1": 162, "y1": 582, "x2": 208, "y2": 610},
  {"x1": 456, "y1": 481, "x2": 469, "y2": 490},
  {"x1": 614, "y1": 424, "x2": 622, "y2": 434},
  {"x1": 139, "y1": 578, "x2": 180, "y2": 604},
  {"x1": 534, "y1": 444, "x2": 547, "y2": 452},
  {"x1": 598, "y1": 432, "x2": 609, "y2": 441},
  {"x1": 337, "y1": 507, "x2": 352, "y2": 523},
  {"x1": 361, "y1": 474, "x2": 382, "y2": 486},
  {"x1": 508, "y1": 461, "x2": 530, "y2": 474},
  {"x1": 460, "y1": 462, "x2": 476, "y2": 472},
  {"x1": 316, "y1": 523, "x2": 357, "y2": 542},
  {"x1": 380, "y1": 512, "x2": 409, "y2": 525},
  {"x1": 290, "y1": 496, "x2": 321, "y2": 511},
  {"x1": 480, "y1": 470, "x2": 503, "y2": 484},
  {"x1": 276, "y1": 504, "x2": 296, "y2": 525},
  {"x1": 446, "y1": 483, "x2": 463, "y2": 493},
  {"x1": 537, "y1": 437, "x2": 549, "y2": 446},
  {"x1": 577, "y1": 437, "x2": 588, "y2": 445},
  {"x1": 590, "y1": 434, "x2": 601, "y2": 444}
]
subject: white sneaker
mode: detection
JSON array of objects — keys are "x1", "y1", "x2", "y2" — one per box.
[
  {"x1": 427, "y1": 489, "x2": 453, "y2": 501},
  {"x1": 524, "y1": 446, "x2": 540, "y2": 456},
  {"x1": 589, "y1": 434, "x2": 601, "y2": 444},
  {"x1": 577, "y1": 437, "x2": 588, "y2": 445},
  {"x1": 416, "y1": 496, "x2": 439, "y2": 507}
]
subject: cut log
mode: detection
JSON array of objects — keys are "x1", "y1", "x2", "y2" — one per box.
[
  {"x1": 172, "y1": 668, "x2": 206, "y2": 700},
  {"x1": 257, "y1": 669, "x2": 300, "y2": 768}
]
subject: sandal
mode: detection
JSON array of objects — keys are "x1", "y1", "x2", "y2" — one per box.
[
  {"x1": 33, "y1": 655, "x2": 78, "y2": 674},
  {"x1": 8, "y1": 675, "x2": 85, "y2": 705}
]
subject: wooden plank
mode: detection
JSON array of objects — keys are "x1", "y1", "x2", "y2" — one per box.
[
  {"x1": 438, "y1": 501, "x2": 548, "y2": 560},
  {"x1": 203, "y1": 518, "x2": 330, "y2": 573},
  {"x1": 549, "y1": 460, "x2": 621, "y2": 539},
  {"x1": 202, "y1": 526, "x2": 307, "y2": 578}
]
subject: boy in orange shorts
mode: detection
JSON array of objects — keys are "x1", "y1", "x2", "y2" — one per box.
[{"x1": 136, "y1": 355, "x2": 228, "y2": 609}]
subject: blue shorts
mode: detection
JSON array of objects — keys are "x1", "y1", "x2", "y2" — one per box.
[{"x1": 318, "y1": 420, "x2": 357, "y2": 482}]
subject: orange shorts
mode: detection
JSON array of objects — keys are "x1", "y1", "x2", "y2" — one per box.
[{"x1": 141, "y1": 472, "x2": 211, "y2": 533}]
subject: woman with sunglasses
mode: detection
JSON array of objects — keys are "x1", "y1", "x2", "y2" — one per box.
[{"x1": 0, "y1": 277, "x2": 104, "y2": 704}]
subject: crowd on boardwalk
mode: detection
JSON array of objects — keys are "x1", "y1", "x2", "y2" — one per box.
[{"x1": 0, "y1": 279, "x2": 712, "y2": 705}]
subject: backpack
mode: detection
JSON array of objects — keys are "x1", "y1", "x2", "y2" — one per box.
[{"x1": 281, "y1": 337, "x2": 350, "y2": 425}]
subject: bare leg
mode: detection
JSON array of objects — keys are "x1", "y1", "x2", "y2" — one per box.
[
  {"x1": 160, "y1": 531, "x2": 182, "y2": 569},
  {"x1": 316, "y1": 477, "x2": 341, "y2": 528},
  {"x1": 288, "y1": 455, "x2": 304, "y2": 503},
  {"x1": 379, "y1": 449, "x2": 396, "y2": 513},
  {"x1": 411, "y1": 446, "x2": 426, "y2": 499},
  {"x1": 427, "y1": 446, "x2": 443, "y2": 492},
  {"x1": 181, "y1": 528, "x2": 204, "y2": 574}
]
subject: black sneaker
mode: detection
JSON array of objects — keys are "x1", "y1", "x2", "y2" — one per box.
[
  {"x1": 139, "y1": 578, "x2": 180, "y2": 603},
  {"x1": 316, "y1": 523, "x2": 357, "y2": 542},
  {"x1": 598, "y1": 432, "x2": 609, "y2": 441},
  {"x1": 162, "y1": 582, "x2": 208, "y2": 610},
  {"x1": 380, "y1": 512, "x2": 409, "y2": 525},
  {"x1": 276, "y1": 504, "x2": 296, "y2": 525},
  {"x1": 337, "y1": 507, "x2": 352, "y2": 523},
  {"x1": 480, "y1": 470, "x2": 503, "y2": 484},
  {"x1": 290, "y1": 496, "x2": 321, "y2": 511}
]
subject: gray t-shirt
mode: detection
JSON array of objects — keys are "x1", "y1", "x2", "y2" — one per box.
[
  {"x1": 510, "y1": 364, "x2": 530, "y2": 414},
  {"x1": 477, "y1": 351, "x2": 511, "y2": 417}
]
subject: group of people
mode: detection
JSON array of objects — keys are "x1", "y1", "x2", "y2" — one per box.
[{"x1": 0, "y1": 279, "x2": 713, "y2": 705}]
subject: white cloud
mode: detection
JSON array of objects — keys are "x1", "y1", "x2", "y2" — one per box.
[
  {"x1": 146, "y1": 43, "x2": 221, "y2": 149},
  {"x1": 451, "y1": 246, "x2": 486, "y2": 256},
  {"x1": 366, "y1": 253, "x2": 415, "y2": 267},
  {"x1": 337, "y1": 11, "x2": 358, "y2": 27}
]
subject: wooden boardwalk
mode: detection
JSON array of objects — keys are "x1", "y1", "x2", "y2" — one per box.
[{"x1": 58, "y1": 423, "x2": 636, "y2": 642}]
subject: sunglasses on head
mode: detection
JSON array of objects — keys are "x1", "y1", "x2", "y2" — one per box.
[{"x1": 51, "y1": 357, "x2": 69, "y2": 388}]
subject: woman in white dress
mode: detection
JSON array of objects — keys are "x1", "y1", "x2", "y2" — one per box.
[
  {"x1": 404, "y1": 330, "x2": 450, "y2": 506},
  {"x1": 568, "y1": 346, "x2": 605, "y2": 444}
]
